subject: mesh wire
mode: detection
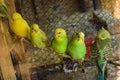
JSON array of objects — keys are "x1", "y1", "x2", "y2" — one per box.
[{"x1": 15, "y1": 0, "x2": 120, "y2": 80}]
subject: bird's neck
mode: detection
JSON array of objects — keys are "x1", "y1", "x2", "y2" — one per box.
[
  {"x1": 55, "y1": 36, "x2": 67, "y2": 42},
  {"x1": 14, "y1": 19, "x2": 22, "y2": 24},
  {"x1": 71, "y1": 39, "x2": 82, "y2": 45}
]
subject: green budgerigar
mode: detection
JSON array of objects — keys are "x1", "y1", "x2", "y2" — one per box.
[
  {"x1": 91, "y1": 28, "x2": 111, "y2": 80},
  {"x1": 67, "y1": 32, "x2": 86, "y2": 69},
  {"x1": 52, "y1": 28, "x2": 68, "y2": 54},
  {"x1": 30, "y1": 24, "x2": 48, "y2": 48},
  {"x1": 67, "y1": 32, "x2": 86, "y2": 59}
]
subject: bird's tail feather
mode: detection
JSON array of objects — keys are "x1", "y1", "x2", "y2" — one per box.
[
  {"x1": 99, "y1": 71, "x2": 104, "y2": 80},
  {"x1": 98, "y1": 60, "x2": 107, "y2": 80}
]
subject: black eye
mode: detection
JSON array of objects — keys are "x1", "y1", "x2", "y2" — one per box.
[
  {"x1": 34, "y1": 29, "x2": 37, "y2": 32},
  {"x1": 101, "y1": 34, "x2": 104, "y2": 37},
  {"x1": 58, "y1": 32, "x2": 61, "y2": 34}
]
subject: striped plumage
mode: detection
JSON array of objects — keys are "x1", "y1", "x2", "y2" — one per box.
[
  {"x1": 91, "y1": 28, "x2": 111, "y2": 80},
  {"x1": 91, "y1": 38, "x2": 111, "y2": 62}
]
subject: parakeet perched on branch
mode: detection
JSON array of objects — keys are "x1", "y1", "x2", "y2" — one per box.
[
  {"x1": 67, "y1": 32, "x2": 86, "y2": 69},
  {"x1": 30, "y1": 24, "x2": 47, "y2": 48},
  {"x1": 10, "y1": 12, "x2": 31, "y2": 53},
  {"x1": 10, "y1": 12, "x2": 30, "y2": 39},
  {"x1": 91, "y1": 28, "x2": 111, "y2": 80},
  {"x1": 52, "y1": 28, "x2": 68, "y2": 57},
  {"x1": 0, "y1": 0, "x2": 7, "y2": 17}
]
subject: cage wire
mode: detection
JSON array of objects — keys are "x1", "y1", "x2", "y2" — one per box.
[{"x1": 14, "y1": 0, "x2": 120, "y2": 80}]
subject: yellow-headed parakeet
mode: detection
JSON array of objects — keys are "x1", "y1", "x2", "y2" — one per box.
[
  {"x1": 67, "y1": 32, "x2": 86, "y2": 59},
  {"x1": 30, "y1": 24, "x2": 48, "y2": 48},
  {"x1": 67, "y1": 32, "x2": 86, "y2": 70},
  {"x1": 10, "y1": 12, "x2": 30, "y2": 39},
  {"x1": 91, "y1": 28, "x2": 111, "y2": 80},
  {"x1": 52, "y1": 28, "x2": 68, "y2": 55}
]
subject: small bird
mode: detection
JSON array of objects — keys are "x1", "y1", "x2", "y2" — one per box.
[
  {"x1": 30, "y1": 24, "x2": 47, "y2": 48},
  {"x1": 67, "y1": 32, "x2": 86, "y2": 70},
  {"x1": 10, "y1": 12, "x2": 30, "y2": 39},
  {"x1": 91, "y1": 28, "x2": 111, "y2": 80},
  {"x1": 52, "y1": 28, "x2": 68, "y2": 60},
  {"x1": 0, "y1": 0, "x2": 7, "y2": 17},
  {"x1": 10, "y1": 12, "x2": 30, "y2": 53}
]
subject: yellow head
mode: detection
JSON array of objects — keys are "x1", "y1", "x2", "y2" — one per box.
[
  {"x1": 97, "y1": 28, "x2": 111, "y2": 40},
  {"x1": 31, "y1": 24, "x2": 40, "y2": 31},
  {"x1": 79, "y1": 32, "x2": 85, "y2": 42},
  {"x1": 73, "y1": 32, "x2": 85, "y2": 43},
  {"x1": 12, "y1": 12, "x2": 22, "y2": 21},
  {"x1": 54, "y1": 28, "x2": 67, "y2": 41}
]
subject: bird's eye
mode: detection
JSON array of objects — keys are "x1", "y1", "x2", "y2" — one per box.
[
  {"x1": 101, "y1": 34, "x2": 105, "y2": 38},
  {"x1": 34, "y1": 29, "x2": 37, "y2": 32},
  {"x1": 58, "y1": 32, "x2": 61, "y2": 34}
]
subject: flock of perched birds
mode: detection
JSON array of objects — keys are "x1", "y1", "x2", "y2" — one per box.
[
  {"x1": 0, "y1": 0, "x2": 112, "y2": 80},
  {"x1": 10, "y1": 12, "x2": 111, "y2": 80}
]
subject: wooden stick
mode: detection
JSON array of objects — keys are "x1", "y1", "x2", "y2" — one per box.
[
  {"x1": 7, "y1": 0, "x2": 32, "y2": 80},
  {"x1": 0, "y1": 19, "x2": 16, "y2": 80}
]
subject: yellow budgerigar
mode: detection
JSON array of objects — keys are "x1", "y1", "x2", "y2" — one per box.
[
  {"x1": 10, "y1": 12, "x2": 30, "y2": 39},
  {"x1": 30, "y1": 24, "x2": 48, "y2": 48}
]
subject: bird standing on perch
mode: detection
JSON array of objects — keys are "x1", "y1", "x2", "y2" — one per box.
[
  {"x1": 67, "y1": 32, "x2": 86, "y2": 70},
  {"x1": 10, "y1": 12, "x2": 30, "y2": 52},
  {"x1": 30, "y1": 24, "x2": 48, "y2": 48},
  {"x1": 91, "y1": 28, "x2": 111, "y2": 80},
  {"x1": 52, "y1": 28, "x2": 68, "y2": 61}
]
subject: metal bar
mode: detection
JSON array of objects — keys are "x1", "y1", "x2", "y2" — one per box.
[
  {"x1": 93, "y1": 0, "x2": 101, "y2": 10},
  {"x1": 31, "y1": 0, "x2": 39, "y2": 23}
]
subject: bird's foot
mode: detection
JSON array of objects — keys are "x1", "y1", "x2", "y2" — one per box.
[{"x1": 62, "y1": 58, "x2": 79, "y2": 73}]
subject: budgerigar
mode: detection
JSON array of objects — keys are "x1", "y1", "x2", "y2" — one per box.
[
  {"x1": 67, "y1": 32, "x2": 86, "y2": 69},
  {"x1": 52, "y1": 28, "x2": 68, "y2": 60},
  {"x1": 30, "y1": 24, "x2": 47, "y2": 48},
  {"x1": 0, "y1": 0, "x2": 7, "y2": 17},
  {"x1": 10, "y1": 12, "x2": 30, "y2": 53},
  {"x1": 91, "y1": 28, "x2": 111, "y2": 80},
  {"x1": 10, "y1": 12, "x2": 30, "y2": 39}
]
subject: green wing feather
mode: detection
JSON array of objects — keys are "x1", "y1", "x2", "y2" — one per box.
[{"x1": 0, "y1": 3, "x2": 7, "y2": 17}]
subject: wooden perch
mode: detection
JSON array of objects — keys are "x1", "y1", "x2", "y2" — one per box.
[
  {"x1": 30, "y1": 57, "x2": 95, "y2": 80},
  {"x1": 0, "y1": 19, "x2": 16, "y2": 80},
  {"x1": 0, "y1": 0, "x2": 32, "y2": 80},
  {"x1": 7, "y1": 0, "x2": 28, "y2": 63}
]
